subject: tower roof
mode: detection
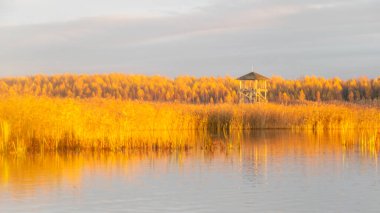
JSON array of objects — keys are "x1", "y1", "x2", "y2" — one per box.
[{"x1": 237, "y1": 72, "x2": 269, "y2": 81}]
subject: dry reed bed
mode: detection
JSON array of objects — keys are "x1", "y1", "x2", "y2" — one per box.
[{"x1": 0, "y1": 96, "x2": 379, "y2": 152}]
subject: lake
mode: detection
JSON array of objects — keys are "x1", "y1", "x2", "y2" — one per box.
[{"x1": 1, "y1": 130, "x2": 379, "y2": 212}]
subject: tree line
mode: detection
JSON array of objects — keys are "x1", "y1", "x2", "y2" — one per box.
[{"x1": 0, "y1": 74, "x2": 379, "y2": 104}]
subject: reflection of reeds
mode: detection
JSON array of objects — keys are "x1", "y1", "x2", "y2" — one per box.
[
  {"x1": 0, "y1": 96, "x2": 379, "y2": 152},
  {"x1": 1, "y1": 131, "x2": 379, "y2": 200}
]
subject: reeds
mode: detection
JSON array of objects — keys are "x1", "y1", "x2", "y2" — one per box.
[
  {"x1": 0, "y1": 96, "x2": 379, "y2": 153},
  {"x1": 0, "y1": 120, "x2": 10, "y2": 152}
]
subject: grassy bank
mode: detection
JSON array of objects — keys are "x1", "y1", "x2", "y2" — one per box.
[{"x1": 0, "y1": 96, "x2": 379, "y2": 152}]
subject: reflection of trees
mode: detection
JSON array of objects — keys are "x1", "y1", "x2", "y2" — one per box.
[{"x1": 238, "y1": 131, "x2": 380, "y2": 187}]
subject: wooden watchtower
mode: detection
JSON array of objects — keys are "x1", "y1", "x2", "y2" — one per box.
[{"x1": 237, "y1": 72, "x2": 269, "y2": 103}]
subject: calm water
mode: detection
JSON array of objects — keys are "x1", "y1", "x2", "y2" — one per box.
[{"x1": 1, "y1": 131, "x2": 380, "y2": 212}]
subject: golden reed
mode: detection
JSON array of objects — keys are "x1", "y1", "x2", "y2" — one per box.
[{"x1": 0, "y1": 96, "x2": 379, "y2": 152}]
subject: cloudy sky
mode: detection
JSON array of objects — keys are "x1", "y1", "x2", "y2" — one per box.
[{"x1": 0, "y1": 0, "x2": 379, "y2": 78}]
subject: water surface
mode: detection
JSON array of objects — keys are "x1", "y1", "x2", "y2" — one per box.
[{"x1": 1, "y1": 131, "x2": 380, "y2": 212}]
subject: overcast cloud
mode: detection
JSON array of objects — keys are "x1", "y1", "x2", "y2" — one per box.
[{"x1": 0, "y1": 0, "x2": 379, "y2": 78}]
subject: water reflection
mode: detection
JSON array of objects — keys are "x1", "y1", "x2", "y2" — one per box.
[{"x1": 1, "y1": 130, "x2": 379, "y2": 212}]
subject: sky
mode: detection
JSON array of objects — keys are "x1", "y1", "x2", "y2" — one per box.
[{"x1": 0, "y1": 0, "x2": 379, "y2": 79}]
